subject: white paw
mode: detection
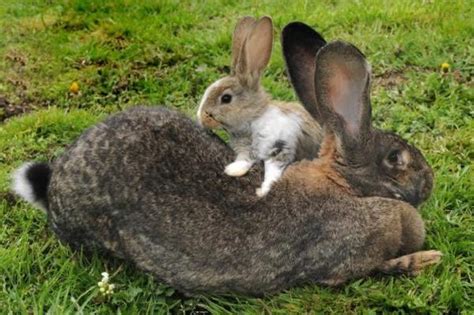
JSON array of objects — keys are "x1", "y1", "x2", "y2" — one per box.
[
  {"x1": 224, "y1": 161, "x2": 252, "y2": 177},
  {"x1": 256, "y1": 186, "x2": 270, "y2": 197}
]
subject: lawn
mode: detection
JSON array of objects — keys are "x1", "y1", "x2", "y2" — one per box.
[{"x1": 0, "y1": 0, "x2": 472, "y2": 313}]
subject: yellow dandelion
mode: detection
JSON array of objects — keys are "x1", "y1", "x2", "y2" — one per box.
[
  {"x1": 441, "y1": 62, "x2": 450, "y2": 73},
  {"x1": 69, "y1": 81, "x2": 80, "y2": 94}
]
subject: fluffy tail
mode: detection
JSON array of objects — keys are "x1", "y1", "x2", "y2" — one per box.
[{"x1": 11, "y1": 162, "x2": 51, "y2": 211}]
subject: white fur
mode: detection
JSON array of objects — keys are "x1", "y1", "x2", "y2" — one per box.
[
  {"x1": 251, "y1": 106, "x2": 303, "y2": 161},
  {"x1": 249, "y1": 106, "x2": 304, "y2": 196},
  {"x1": 256, "y1": 159, "x2": 285, "y2": 197},
  {"x1": 197, "y1": 78, "x2": 225, "y2": 125},
  {"x1": 225, "y1": 160, "x2": 254, "y2": 177},
  {"x1": 11, "y1": 162, "x2": 47, "y2": 211}
]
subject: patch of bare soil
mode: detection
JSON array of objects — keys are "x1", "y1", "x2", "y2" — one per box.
[
  {"x1": 1, "y1": 50, "x2": 33, "y2": 122},
  {"x1": 0, "y1": 96, "x2": 30, "y2": 122},
  {"x1": 373, "y1": 70, "x2": 407, "y2": 88}
]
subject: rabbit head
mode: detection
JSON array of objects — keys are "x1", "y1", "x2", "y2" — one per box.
[
  {"x1": 282, "y1": 22, "x2": 434, "y2": 207},
  {"x1": 197, "y1": 16, "x2": 274, "y2": 132}
]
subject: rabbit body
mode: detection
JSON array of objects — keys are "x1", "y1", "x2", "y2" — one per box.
[
  {"x1": 46, "y1": 106, "x2": 424, "y2": 295},
  {"x1": 226, "y1": 101, "x2": 322, "y2": 195},
  {"x1": 198, "y1": 17, "x2": 322, "y2": 196}
]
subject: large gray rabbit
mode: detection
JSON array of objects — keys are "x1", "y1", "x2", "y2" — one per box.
[{"x1": 12, "y1": 22, "x2": 440, "y2": 296}]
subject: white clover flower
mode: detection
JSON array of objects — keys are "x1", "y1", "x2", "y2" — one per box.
[
  {"x1": 97, "y1": 271, "x2": 116, "y2": 296},
  {"x1": 101, "y1": 272, "x2": 110, "y2": 281}
]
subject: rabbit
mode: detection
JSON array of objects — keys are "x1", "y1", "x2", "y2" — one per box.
[
  {"x1": 11, "y1": 22, "x2": 440, "y2": 296},
  {"x1": 197, "y1": 16, "x2": 324, "y2": 197}
]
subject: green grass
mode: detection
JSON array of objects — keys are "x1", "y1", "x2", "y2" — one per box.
[{"x1": 1, "y1": 0, "x2": 472, "y2": 313}]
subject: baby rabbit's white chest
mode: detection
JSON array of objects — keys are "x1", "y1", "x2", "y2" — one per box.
[{"x1": 251, "y1": 106, "x2": 303, "y2": 160}]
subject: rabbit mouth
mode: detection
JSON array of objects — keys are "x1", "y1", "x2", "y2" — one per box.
[{"x1": 201, "y1": 113, "x2": 222, "y2": 129}]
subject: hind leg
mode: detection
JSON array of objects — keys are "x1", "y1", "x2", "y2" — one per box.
[
  {"x1": 377, "y1": 250, "x2": 442, "y2": 275},
  {"x1": 256, "y1": 159, "x2": 285, "y2": 197},
  {"x1": 399, "y1": 206, "x2": 426, "y2": 255}
]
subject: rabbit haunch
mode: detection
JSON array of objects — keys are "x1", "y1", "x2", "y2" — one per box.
[{"x1": 197, "y1": 16, "x2": 322, "y2": 196}]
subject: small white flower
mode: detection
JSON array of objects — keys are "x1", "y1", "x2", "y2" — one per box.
[{"x1": 97, "y1": 271, "x2": 116, "y2": 296}]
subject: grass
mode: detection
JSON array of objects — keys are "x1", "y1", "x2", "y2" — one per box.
[{"x1": 0, "y1": 0, "x2": 472, "y2": 313}]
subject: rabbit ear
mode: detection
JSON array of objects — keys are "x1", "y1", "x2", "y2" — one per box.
[
  {"x1": 231, "y1": 16, "x2": 256, "y2": 73},
  {"x1": 282, "y1": 22, "x2": 326, "y2": 122},
  {"x1": 315, "y1": 41, "x2": 372, "y2": 145},
  {"x1": 236, "y1": 16, "x2": 273, "y2": 88}
]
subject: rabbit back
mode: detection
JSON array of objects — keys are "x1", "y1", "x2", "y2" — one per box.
[{"x1": 47, "y1": 106, "x2": 262, "y2": 252}]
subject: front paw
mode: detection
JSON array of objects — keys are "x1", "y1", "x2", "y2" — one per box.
[{"x1": 224, "y1": 161, "x2": 252, "y2": 177}]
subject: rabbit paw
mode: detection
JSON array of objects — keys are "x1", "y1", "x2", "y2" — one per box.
[
  {"x1": 224, "y1": 161, "x2": 252, "y2": 177},
  {"x1": 256, "y1": 186, "x2": 270, "y2": 197}
]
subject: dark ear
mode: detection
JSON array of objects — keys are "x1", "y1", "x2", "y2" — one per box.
[
  {"x1": 236, "y1": 16, "x2": 273, "y2": 87},
  {"x1": 282, "y1": 22, "x2": 326, "y2": 121},
  {"x1": 314, "y1": 41, "x2": 372, "y2": 146},
  {"x1": 231, "y1": 16, "x2": 256, "y2": 73}
]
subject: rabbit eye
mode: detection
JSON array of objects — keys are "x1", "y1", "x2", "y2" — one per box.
[
  {"x1": 221, "y1": 94, "x2": 232, "y2": 104},
  {"x1": 387, "y1": 150, "x2": 400, "y2": 164},
  {"x1": 386, "y1": 149, "x2": 407, "y2": 166},
  {"x1": 384, "y1": 149, "x2": 410, "y2": 171}
]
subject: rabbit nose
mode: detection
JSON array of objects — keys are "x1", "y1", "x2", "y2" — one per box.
[{"x1": 201, "y1": 111, "x2": 221, "y2": 129}]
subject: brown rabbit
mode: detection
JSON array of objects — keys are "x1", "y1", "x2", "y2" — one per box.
[
  {"x1": 197, "y1": 17, "x2": 324, "y2": 196},
  {"x1": 11, "y1": 22, "x2": 439, "y2": 296}
]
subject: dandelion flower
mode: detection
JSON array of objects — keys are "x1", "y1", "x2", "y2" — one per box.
[
  {"x1": 69, "y1": 81, "x2": 80, "y2": 94},
  {"x1": 441, "y1": 62, "x2": 450, "y2": 73}
]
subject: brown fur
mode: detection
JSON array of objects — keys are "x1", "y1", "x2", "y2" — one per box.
[{"x1": 283, "y1": 134, "x2": 353, "y2": 196}]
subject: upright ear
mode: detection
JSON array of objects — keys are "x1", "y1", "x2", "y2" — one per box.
[
  {"x1": 282, "y1": 22, "x2": 326, "y2": 122},
  {"x1": 235, "y1": 16, "x2": 273, "y2": 87},
  {"x1": 314, "y1": 41, "x2": 372, "y2": 146},
  {"x1": 231, "y1": 16, "x2": 256, "y2": 73}
]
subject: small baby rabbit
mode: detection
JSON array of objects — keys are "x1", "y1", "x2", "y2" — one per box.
[
  {"x1": 12, "y1": 23, "x2": 439, "y2": 296},
  {"x1": 197, "y1": 16, "x2": 324, "y2": 196}
]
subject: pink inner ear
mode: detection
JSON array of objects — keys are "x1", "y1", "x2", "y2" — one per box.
[{"x1": 327, "y1": 64, "x2": 363, "y2": 136}]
